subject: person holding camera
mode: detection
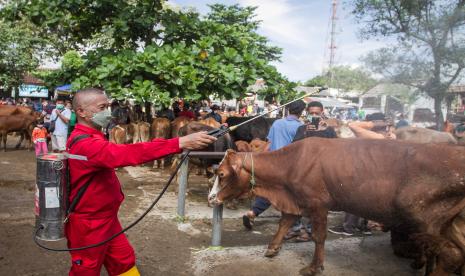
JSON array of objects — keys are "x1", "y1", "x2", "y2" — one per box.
[
  {"x1": 293, "y1": 101, "x2": 337, "y2": 141},
  {"x1": 284, "y1": 101, "x2": 337, "y2": 242}
]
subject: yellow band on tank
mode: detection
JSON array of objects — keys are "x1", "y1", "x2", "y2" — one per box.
[{"x1": 118, "y1": 266, "x2": 140, "y2": 276}]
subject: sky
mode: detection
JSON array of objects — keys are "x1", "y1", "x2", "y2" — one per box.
[{"x1": 170, "y1": 0, "x2": 386, "y2": 82}]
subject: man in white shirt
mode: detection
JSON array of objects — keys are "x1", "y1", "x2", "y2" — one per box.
[{"x1": 50, "y1": 99, "x2": 71, "y2": 152}]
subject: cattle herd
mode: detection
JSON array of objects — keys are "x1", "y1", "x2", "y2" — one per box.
[
  {"x1": 0, "y1": 105, "x2": 41, "y2": 151},
  {"x1": 2, "y1": 103, "x2": 465, "y2": 275}
]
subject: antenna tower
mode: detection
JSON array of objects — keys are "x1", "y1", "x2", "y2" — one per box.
[{"x1": 328, "y1": 0, "x2": 338, "y2": 88}]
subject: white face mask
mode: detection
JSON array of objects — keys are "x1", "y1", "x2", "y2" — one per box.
[{"x1": 90, "y1": 109, "x2": 112, "y2": 128}]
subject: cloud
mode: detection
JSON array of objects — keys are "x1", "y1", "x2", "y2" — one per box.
[
  {"x1": 169, "y1": 0, "x2": 386, "y2": 81},
  {"x1": 238, "y1": 0, "x2": 310, "y2": 45}
]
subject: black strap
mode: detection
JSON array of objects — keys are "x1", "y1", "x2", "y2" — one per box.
[
  {"x1": 65, "y1": 134, "x2": 92, "y2": 219},
  {"x1": 67, "y1": 134, "x2": 91, "y2": 150}
]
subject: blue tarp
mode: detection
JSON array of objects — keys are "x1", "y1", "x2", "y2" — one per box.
[{"x1": 56, "y1": 84, "x2": 72, "y2": 92}]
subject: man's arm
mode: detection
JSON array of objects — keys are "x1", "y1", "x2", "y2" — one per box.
[
  {"x1": 292, "y1": 125, "x2": 306, "y2": 142},
  {"x1": 76, "y1": 132, "x2": 215, "y2": 170},
  {"x1": 56, "y1": 110, "x2": 70, "y2": 124},
  {"x1": 326, "y1": 127, "x2": 338, "y2": 138},
  {"x1": 348, "y1": 121, "x2": 385, "y2": 139}
]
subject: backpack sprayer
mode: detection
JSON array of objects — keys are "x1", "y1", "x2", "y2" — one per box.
[{"x1": 33, "y1": 88, "x2": 325, "y2": 251}]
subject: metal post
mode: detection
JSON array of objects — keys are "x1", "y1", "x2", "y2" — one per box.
[
  {"x1": 177, "y1": 155, "x2": 189, "y2": 218},
  {"x1": 211, "y1": 204, "x2": 223, "y2": 246}
]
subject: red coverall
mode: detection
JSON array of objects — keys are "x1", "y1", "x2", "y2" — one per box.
[{"x1": 65, "y1": 124, "x2": 181, "y2": 275}]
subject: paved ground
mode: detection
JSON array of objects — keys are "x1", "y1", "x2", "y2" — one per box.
[{"x1": 0, "y1": 136, "x2": 424, "y2": 275}]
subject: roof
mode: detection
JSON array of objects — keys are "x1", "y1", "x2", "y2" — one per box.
[
  {"x1": 362, "y1": 83, "x2": 411, "y2": 97},
  {"x1": 23, "y1": 74, "x2": 45, "y2": 85},
  {"x1": 295, "y1": 86, "x2": 331, "y2": 96},
  {"x1": 304, "y1": 96, "x2": 353, "y2": 108}
]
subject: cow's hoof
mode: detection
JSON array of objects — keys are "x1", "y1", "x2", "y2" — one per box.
[
  {"x1": 299, "y1": 265, "x2": 323, "y2": 276},
  {"x1": 264, "y1": 248, "x2": 280, "y2": 258}
]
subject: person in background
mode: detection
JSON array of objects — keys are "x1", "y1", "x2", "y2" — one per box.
[
  {"x1": 252, "y1": 103, "x2": 259, "y2": 115},
  {"x1": 206, "y1": 104, "x2": 222, "y2": 123},
  {"x1": 67, "y1": 101, "x2": 77, "y2": 136},
  {"x1": 50, "y1": 99, "x2": 71, "y2": 152},
  {"x1": 242, "y1": 100, "x2": 306, "y2": 230},
  {"x1": 395, "y1": 113, "x2": 409, "y2": 129},
  {"x1": 32, "y1": 120, "x2": 48, "y2": 156},
  {"x1": 177, "y1": 103, "x2": 196, "y2": 119},
  {"x1": 246, "y1": 103, "x2": 253, "y2": 116}
]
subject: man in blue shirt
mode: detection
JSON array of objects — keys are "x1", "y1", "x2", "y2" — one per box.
[{"x1": 242, "y1": 100, "x2": 306, "y2": 230}]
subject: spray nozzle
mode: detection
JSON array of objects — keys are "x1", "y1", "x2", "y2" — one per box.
[{"x1": 207, "y1": 125, "x2": 229, "y2": 138}]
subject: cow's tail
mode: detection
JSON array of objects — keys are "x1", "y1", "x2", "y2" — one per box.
[{"x1": 448, "y1": 210, "x2": 465, "y2": 256}]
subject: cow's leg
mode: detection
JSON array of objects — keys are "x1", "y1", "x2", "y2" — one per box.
[
  {"x1": 264, "y1": 212, "x2": 299, "y2": 258},
  {"x1": 15, "y1": 132, "x2": 24, "y2": 149},
  {"x1": 427, "y1": 238, "x2": 464, "y2": 276},
  {"x1": 0, "y1": 132, "x2": 7, "y2": 152},
  {"x1": 391, "y1": 228, "x2": 425, "y2": 269},
  {"x1": 2, "y1": 132, "x2": 7, "y2": 152},
  {"x1": 300, "y1": 209, "x2": 328, "y2": 276},
  {"x1": 412, "y1": 232, "x2": 464, "y2": 276}
]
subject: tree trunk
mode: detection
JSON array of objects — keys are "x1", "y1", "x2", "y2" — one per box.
[
  {"x1": 144, "y1": 102, "x2": 152, "y2": 123},
  {"x1": 433, "y1": 96, "x2": 444, "y2": 131}
]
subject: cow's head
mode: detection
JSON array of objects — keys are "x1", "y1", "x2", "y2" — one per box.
[{"x1": 208, "y1": 150, "x2": 252, "y2": 205}]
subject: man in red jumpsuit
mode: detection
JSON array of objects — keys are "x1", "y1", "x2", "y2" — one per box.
[{"x1": 66, "y1": 88, "x2": 216, "y2": 276}]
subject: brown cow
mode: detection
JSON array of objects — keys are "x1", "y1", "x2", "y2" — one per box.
[
  {"x1": 133, "y1": 122, "x2": 150, "y2": 143},
  {"x1": 171, "y1": 116, "x2": 191, "y2": 138},
  {"x1": 208, "y1": 138, "x2": 465, "y2": 276},
  {"x1": 198, "y1": 117, "x2": 221, "y2": 129},
  {"x1": 0, "y1": 113, "x2": 38, "y2": 151},
  {"x1": 235, "y1": 139, "x2": 268, "y2": 153},
  {"x1": 151, "y1": 117, "x2": 171, "y2": 168},
  {"x1": 109, "y1": 124, "x2": 135, "y2": 144},
  {"x1": 0, "y1": 105, "x2": 34, "y2": 116},
  {"x1": 235, "y1": 140, "x2": 251, "y2": 152},
  {"x1": 249, "y1": 139, "x2": 269, "y2": 152},
  {"x1": 395, "y1": 126, "x2": 457, "y2": 144}
]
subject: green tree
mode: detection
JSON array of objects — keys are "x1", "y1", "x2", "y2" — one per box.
[
  {"x1": 352, "y1": 0, "x2": 465, "y2": 129},
  {"x1": 305, "y1": 66, "x2": 377, "y2": 93},
  {"x1": 1, "y1": 0, "x2": 165, "y2": 56},
  {"x1": 0, "y1": 19, "x2": 42, "y2": 96},
  {"x1": 8, "y1": 3, "x2": 292, "y2": 107},
  {"x1": 35, "y1": 50, "x2": 85, "y2": 89}
]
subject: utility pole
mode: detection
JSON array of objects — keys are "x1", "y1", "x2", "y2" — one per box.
[{"x1": 328, "y1": 0, "x2": 338, "y2": 89}]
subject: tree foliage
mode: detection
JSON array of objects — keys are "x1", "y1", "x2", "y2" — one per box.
[
  {"x1": 2, "y1": 2, "x2": 292, "y2": 106},
  {"x1": 0, "y1": 19, "x2": 43, "y2": 93},
  {"x1": 1, "y1": 0, "x2": 165, "y2": 55},
  {"x1": 353, "y1": 0, "x2": 465, "y2": 128},
  {"x1": 305, "y1": 65, "x2": 377, "y2": 93}
]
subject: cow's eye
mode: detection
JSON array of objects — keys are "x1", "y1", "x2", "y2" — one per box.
[{"x1": 218, "y1": 171, "x2": 225, "y2": 178}]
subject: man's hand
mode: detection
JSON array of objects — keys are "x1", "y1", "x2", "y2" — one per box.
[
  {"x1": 306, "y1": 124, "x2": 317, "y2": 131},
  {"x1": 179, "y1": 131, "x2": 217, "y2": 150},
  {"x1": 55, "y1": 109, "x2": 61, "y2": 115}
]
